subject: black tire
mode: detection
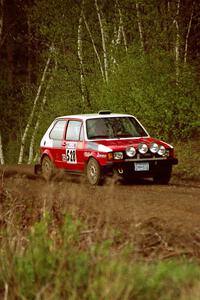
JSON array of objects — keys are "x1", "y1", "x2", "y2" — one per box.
[
  {"x1": 153, "y1": 166, "x2": 172, "y2": 185},
  {"x1": 41, "y1": 156, "x2": 54, "y2": 181},
  {"x1": 86, "y1": 158, "x2": 103, "y2": 185}
]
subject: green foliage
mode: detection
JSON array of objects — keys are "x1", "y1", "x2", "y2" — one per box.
[
  {"x1": 173, "y1": 140, "x2": 200, "y2": 180},
  {"x1": 94, "y1": 50, "x2": 200, "y2": 141},
  {"x1": 0, "y1": 214, "x2": 200, "y2": 299},
  {"x1": 1, "y1": 0, "x2": 200, "y2": 163}
]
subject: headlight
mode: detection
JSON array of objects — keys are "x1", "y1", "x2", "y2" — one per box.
[
  {"x1": 126, "y1": 146, "x2": 136, "y2": 157},
  {"x1": 114, "y1": 151, "x2": 123, "y2": 160},
  {"x1": 150, "y1": 142, "x2": 159, "y2": 154},
  {"x1": 158, "y1": 145, "x2": 166, "y2": 156},
  {"x1": 138, "y1": 143, "x2": 148, "y2": 154}
]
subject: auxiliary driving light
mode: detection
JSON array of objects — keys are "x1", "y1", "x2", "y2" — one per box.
[
  {"x1": 114, "y1": 152, "x2": 123, "y2": 160},
  {"x1": 150, "y1": 142, "x2": 159, "y2": 154},
  {"x1": 138, "y1": 143, "x2": 148, "y2": 154},
  {"x1": 126, "y1": 146, "x2": 136, "y2": 157},
  {"x1": 158, "y1": 145, "x2": 166, "y2": 156}
]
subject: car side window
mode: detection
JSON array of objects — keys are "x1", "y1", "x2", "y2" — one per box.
[
  {"x1": 66, "y1": 120, "x2": 82, "y2": 141},
  {"x1": 49, "y1": 120, "x2": 66, "y2": 140}
]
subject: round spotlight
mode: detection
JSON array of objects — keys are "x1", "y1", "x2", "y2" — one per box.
[
  {"x1": 126, "y1": 146, "x2": 136, "y2": 157},
  {"x1": 150, "y1": 142, "x2": 159, "y2": 154},
  {"x1": 138, "y1": 143, "x2": 148, "y2": 154},
  {"x1": 158, "y1": 145, "x2": 166, "y2": 156}
]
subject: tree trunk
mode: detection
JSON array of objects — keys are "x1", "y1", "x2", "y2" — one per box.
[
  {"x1": 184, "y1": 1, "x2": 194, "y2": 64},
  {"x1": 18, "y1": 50, "x2": 52, "y2": 164},
  {"x1": 83, "y1": 12, "x2": 105, "y2": 81},
  {"x1": 28, "y1": 78, "x2": 52, "y2": 164},
  {"x1": 174, "y1": 0, "x2": 180, "y2": 85},
  {"x1": 0, "y1": 132, "x2": 4, "y2": 164},
  {"x1": 95, "y1": 0, "x2": 108, "y2": 82},
  {"x1": 78, "y1": 5, "x2": 86, "y2": 105},
  {"x1": 136, "y1": 2, "x2": 144, "y2": 51},
  {"x1": 118, "y1": 4, "x2": 127, "y2": 52}
]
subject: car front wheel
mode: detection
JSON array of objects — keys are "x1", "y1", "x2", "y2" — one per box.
[
  {"x1": 41, "y1": 156, "x2": 54, "y2": 181},
  {"x1": 86, "y1": 158, "x2": 103, "y2": 185},
  {"x1": 153, "y1": 166, "x2": 172, "y2": 185}
]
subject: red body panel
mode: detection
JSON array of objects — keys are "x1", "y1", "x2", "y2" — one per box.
[{"x1": 37, "y1": 113, "x2": 177, "y2": 182}]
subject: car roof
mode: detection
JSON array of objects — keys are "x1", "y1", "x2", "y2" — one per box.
[{"x1": 56, "y1": 113, "x2": 134, "y2": 121}]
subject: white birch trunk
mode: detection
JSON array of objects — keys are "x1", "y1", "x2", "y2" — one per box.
[
  {"x1": 0, "y1": 132, "x2": 4, "y2": 164},
  {"x1": 28, "y1": 79, "x2": 52, "y2": 164},
  {"x1": 174, "y1": 0, "x2": 180, "y2": 85},
  {"x1": 18, "y1": 51, "x2": 52, "y2": 164},
  {"x1": 118, "y1": 6, "x2": 127, "y2": 52},
  {"x1": 95, "y1": 0, "x2": 108, "y2": 82},
  {"x1": 83, "y1": 12, "x2": 105, "y2": 81},
  {"x1": 184, "y1": 1, "x2": 194, "y2": 64},
  {"x1": 110, "y1": 3, "x2": 127, "y2": 68},
  {"x1": 78, "y1": 7, "x2": 86, "y2": 105},
  {"x1": 136, "y1": 2, "x2": 144, "y2": 51}
]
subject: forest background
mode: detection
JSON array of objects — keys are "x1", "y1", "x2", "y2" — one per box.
[{"x1": 0, "y1": 0, "x2": 200, "y2": 165}]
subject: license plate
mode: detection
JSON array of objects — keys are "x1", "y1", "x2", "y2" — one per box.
[{"x1": 134, "y1": 162, "x2": 149, "y2": 171}]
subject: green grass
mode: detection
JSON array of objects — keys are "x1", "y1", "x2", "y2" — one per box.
[
  {"x1": 0, "y1": 214, "x2": 200, "y2": 300},
  {"x1": 173, "y1": 140, "x2": 200, "y2": 181}
]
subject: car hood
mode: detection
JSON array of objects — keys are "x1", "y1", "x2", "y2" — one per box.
[{"x1": 90, "y1": 137, "x2": 173, "y2": 151}]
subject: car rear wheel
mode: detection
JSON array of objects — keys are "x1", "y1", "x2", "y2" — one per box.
[
  {"x1": 153, "y1": 166, "x2": 172, "y2": 185},
  {"x1": 86, "y1": 158, "x2": 103, "y2": 185},
  {"x1": 41, "y1": 156, "x2": 54, "y2": 181}
]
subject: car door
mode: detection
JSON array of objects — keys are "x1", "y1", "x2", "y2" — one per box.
[
  {"x1": 48, "y1": 119, "x2": 67, "y2": 168},
  {"x1": 61, "y1": 119, "x2": 84, "y2": 172}
]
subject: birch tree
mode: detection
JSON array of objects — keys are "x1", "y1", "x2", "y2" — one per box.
[
  {"x1": 95, "y1": 0, "x2": 109, "y2": 82},
  {"x1": 173, "y1": 0, "x2": 181, "y2": 84},
  {"x1": 184, "y1": 1, "x2": 195, "y2": 64},
  {"x1": 83, "y1": 11, "x2": 105, "y2": 81},
  {"x1": 18, "y1": 47, "x2": 53, "y2": 164},
  {"x1": 118, "y1": 4, "x2": 127, "y2": 53},
  {"x1": 27, "y1": 77, "x2": 53, "y2": 164},
  {"x1": 136, "y1": 1, "x2": 145, "y2": 51},
  {"x1": 110, "y1": 1, "x2": 128, "y2": 68},
  {"x1": 78, "y1": 3, "x2": 86, "y2": 105}
]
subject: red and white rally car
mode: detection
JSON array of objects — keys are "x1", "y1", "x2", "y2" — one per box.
[{"x1": 35, "y1": 111, "x2": 178, "y2": 185}]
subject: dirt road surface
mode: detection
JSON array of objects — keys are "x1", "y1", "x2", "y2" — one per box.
[{"x1": 0, "y1": 165, "x2": 200, "y2": 260}]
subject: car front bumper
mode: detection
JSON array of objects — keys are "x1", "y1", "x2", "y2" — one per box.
[{"x1": 102, "y1": 157, "x2": 178, "y2": 177}]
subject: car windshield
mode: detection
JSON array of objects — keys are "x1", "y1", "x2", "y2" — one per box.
[{"x1": 86, "y1": 117, "x2": 148, "y2": 140}]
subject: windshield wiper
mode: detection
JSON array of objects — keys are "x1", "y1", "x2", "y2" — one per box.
[
  {"x1": 115, "y1": 133, "x2": 133, "y2": 138},
  {"x1": 89, "y1": 135, "x2": 110, "y2": 139}
]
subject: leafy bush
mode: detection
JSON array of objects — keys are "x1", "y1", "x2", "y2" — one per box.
[
  {"x1": 0, "y1": 214, "x2": 200, "y2": 299},
  {"x1": 94, "y1": 50, "x2": 200, "y2": 141}
]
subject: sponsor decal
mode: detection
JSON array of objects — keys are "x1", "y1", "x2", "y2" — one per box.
[
  {"x1": 84, "y1": 151, "x2": 92, "y2": 157},
  {"x1": 87, "y1": 142, "x2": 112, "y2": 153},
  {"x1": 66, "y1": 142, "x2": 77, "y2": 149},
  {"x1": 87, "y1": 142, "x2": 99, "y2": 151},
  {"x1": 97, "y1": 153, "x2": 107, "y2": 158}
]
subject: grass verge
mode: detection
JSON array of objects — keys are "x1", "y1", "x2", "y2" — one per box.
[{"x1": 0, "y1": 214, "x2": 200, "y2": 300}]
